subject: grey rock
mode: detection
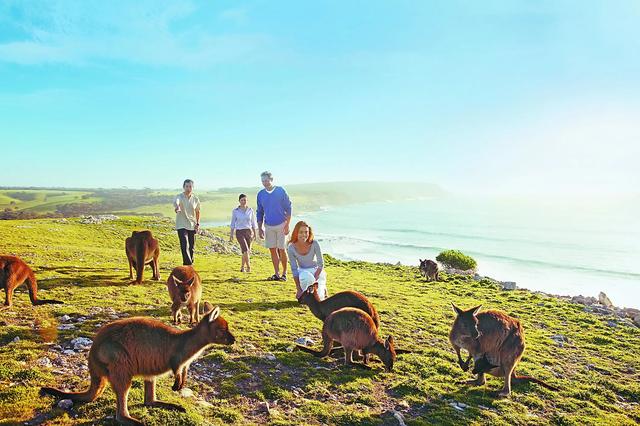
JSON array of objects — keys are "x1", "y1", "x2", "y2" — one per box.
[
  {"x1": 501, "y1": 281, "x2": 517, "y2": 290},
  {"x1": 57, "y1": 324, "x2": 76, "y2": 330},
  {"x1": 295, "y1": 337, "x2": 315, "y2": 346},
  {"x1": 36, "y1": 357, "x2": 53, "y2": 368},
  {"x1": 179, "y1": 387, "x2": 194, "y2": 398},
  {"x1": 57, "y1": 399, "x2": 73, "y2": 410},
  {"x1": 12, "y1": 336, "x2": 20, "y2": 343},
  {"x1": 71, "y1": 337, "x2": 93, "y2": 351},
  {"x1": 264, "y1": 353, "x2": 277, "y2": 361},
  {"x1": 60, "y1": 315, "x2": 72, "y2": 322}
]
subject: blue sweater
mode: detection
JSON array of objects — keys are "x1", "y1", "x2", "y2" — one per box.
[{"x1": 256, "y1": 186, "x2": 292, "y2": 226}]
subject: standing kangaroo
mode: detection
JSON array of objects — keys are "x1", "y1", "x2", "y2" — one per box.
[
  {"x1": 296, "y1": 307, "x2": 396, "y2": 371},
  {"x1": 299, "y1": 284, "x2": 380, "y2": 328},
  {"x1": 125, "y1": 230, "x2": 160, "y2": 284},
  {"x1": 41, "y1": 302, "x2": 235, "y2": 426},
  {"x1": 0, "y1": 255, "x2": 63, "y2": 308},
  {"x1": 449, "y1": 303, "x2": 558, "y2": 397},
  {"x1": 419, "y1": 259, "x2": 439, "y2": 281},
  {"x1": 167, "y1": 265, "x2": 202, "y2": 325}
]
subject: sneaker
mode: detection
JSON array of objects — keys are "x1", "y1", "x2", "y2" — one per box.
[
  {"x1": 267, "y1": 274, "x2": 280, "y2": 281},
  {"x1": 280, "y1": 273, "x2": 287, "y2": 281}
]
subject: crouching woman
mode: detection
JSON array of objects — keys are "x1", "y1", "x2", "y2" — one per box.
[{"x1": 288, "y1": 221, "x2": 328, "y2": 301}]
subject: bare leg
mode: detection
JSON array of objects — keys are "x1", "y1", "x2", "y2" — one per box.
[
  {"x1": 145, "y1": 378, "x2": 186, "y2": 412},
  {"x1": 269, "y1": 248, "x2": 280, "y2": 275},
  {"x1": 171, "y1": 302, "x2": 182, "y2": 324},
  {"x1": 498, "y1": 365, "x2": 514, "y2": 398},
  {"x1": 112, "y1": 374, "x2": 142, "y2": 426},
  {"x1": 278, "y1": 248, "x2": 288, "y2": 276}
]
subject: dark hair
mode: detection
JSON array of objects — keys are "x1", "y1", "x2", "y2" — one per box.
[
  {"x1": 183, "y1": 179, "x2": 194, "y2": 188},
  {"x1": 239, "y1": 193, "x2": 247, "y2": 201}
]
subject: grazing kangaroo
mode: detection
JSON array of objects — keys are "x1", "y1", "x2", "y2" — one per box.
[
  {"x1": 299, "y1": 284, "x2": 380, "y2": 329},
  {"x1": 449, "y1": 303, "x2": 559, "y2": 397},
  {"x1": 296, "y1": 307, "x2": 396, "y2": 371},
  {"x1": 41, "y1": 302, "x2": 235, "y2": 426},
  {"x1": 125, "y1": 230, "x2": 160, "y2": 284},
  {"x1": 167, "y1": 266, "x2": 202, "y2": 325},
  {"x1": 0, "y1": 255, "x2": 63, "y2": 308},
  {"x1": 419, "y1": 259, "x2": 439, "y2": 281}
]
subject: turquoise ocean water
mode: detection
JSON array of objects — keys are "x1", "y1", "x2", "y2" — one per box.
[{"x1": 294, "y1": 196, "x2": 640, "y2": 308}]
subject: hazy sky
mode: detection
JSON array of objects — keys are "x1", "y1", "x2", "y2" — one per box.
[{"x1": 1, "y1": 0, "x2": 639, "y2": 194}]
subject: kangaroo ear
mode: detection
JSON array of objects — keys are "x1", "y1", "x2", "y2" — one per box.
[
  {"x1": 186, "y1": 277, "x2": 195, "y2": 287},
  {"x1": 172, "y1": 275, "x2": 183, "y2": 285},
  {"x1": 203, "y1": 301, "x2": 214, "y2": 314},
  {"x1": 471, "y1": 305, "x2": 482, "y2": 316},
  {"x1": 451, "y1": 303, "x2": 463, "y2": 315},
  {"x1": 419, "y1": 259, "x2": 423, "y2": 263},
  {"x1": 208, "y1": 306, "x2": 220, "y2": 322},
  {"x1": 384, "y1": 335, "x2": 394, "y2": 349}
]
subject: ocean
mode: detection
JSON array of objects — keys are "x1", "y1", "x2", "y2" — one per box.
[{"x1": 294, "y1": 196, "x2": 640, "y2": 309}]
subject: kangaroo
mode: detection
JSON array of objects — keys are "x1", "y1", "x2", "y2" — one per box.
[
  {"x1": 419, "y1": 259, "x2": 439, "y2": 281},
  {"x1": 299, "y1": 284, "x2": 380, "y2": 329},
  {"x1": 472, "y1": 353, "x2": 499, "y2": 375},
  {"x1": 296, "y1": 307, "x2": 396, "y2": 371},
  {"x1": 125, "y1": 230, "x2": 160, "y2": 284},
  {"x1": 0, "y1": 255, "x2": 63, "y2": 308},
  {"x1": 449, "y1": 303, "x2": 559, "y2": 397},
  {"x1": 167, "y1": 266, "x2": 202, "y2": 325},
  {"x1": 41, "y1": 302, "x2": 235, "y2": 426}
]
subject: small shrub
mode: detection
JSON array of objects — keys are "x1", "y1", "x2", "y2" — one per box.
[{"x1": 436, "y1": 250, "x2": 477, "y2": 271}]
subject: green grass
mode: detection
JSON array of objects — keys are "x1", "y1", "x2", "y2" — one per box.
[{"x1": 0, "y1": 216, "x2": 638, "y2": 425}]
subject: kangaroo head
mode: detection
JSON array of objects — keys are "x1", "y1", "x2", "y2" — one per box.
[
  {"x1": 472, "y1": 353, "x2": 499, "y2": 374},
  {"x1": 200, "y1": 302, "x2": 235, "y2": 345},
  {"x1": 380, "y1": 335, "x2": 397, "y2": 372},
  {"x1": 172, "y1": 275, "x2": 196, "y2": 302},
  {"x1": 298, "y1": 283, "x2": 319, "y2": 305},
  {"x1": 451, "y1": 303, "x2": 482, "y2": 340}
]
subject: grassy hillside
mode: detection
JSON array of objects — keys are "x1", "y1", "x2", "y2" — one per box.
[
  {"x1": 0, "y1": 182, "x2": 443, "y2": 223},
  {"x1": 0, "y1": 217, "x2": 638, "y2": 425}
]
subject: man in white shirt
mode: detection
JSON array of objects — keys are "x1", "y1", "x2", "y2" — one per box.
[{"x1": 174, "y1": 179, "x2": 201, "y2": 265}]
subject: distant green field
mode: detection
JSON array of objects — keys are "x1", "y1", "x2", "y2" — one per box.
[{"x1": 0, "y1": 182, "x2": 443, "y2": 222}]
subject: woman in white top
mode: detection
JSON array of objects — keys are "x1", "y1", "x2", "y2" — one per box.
[
  {"x1": 229, "y1": 193, "x2": 258, "y2": 272},
  {"x1": 287, "y1": 220, "x2": 328, "y2": 300}
]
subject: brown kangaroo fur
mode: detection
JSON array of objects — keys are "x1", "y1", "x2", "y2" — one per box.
[
  {"x1": 419, "y1": 258, "x2": 439, "y2": 281},
  {"x1": 167, "y1": 266, "x2": 202, "y2": 325},
  {"x1": 299, "y1": 284, "x2": 380, "y2": 329},
  {"x1": 0, "y1": 255, "x2": 63, "y2": 308},
  {"x1": 125, "y1": 230, "x2": 160, "y2": 284},
  {"x1": 450, "y1": 303, "x2": 559, "y2": 397},
  {"x1": 41, "y1": 302, "x2": 235, "y2": 426},
  {"x1": 297, "y1": 307, "x2": 396, "y2": 371}
]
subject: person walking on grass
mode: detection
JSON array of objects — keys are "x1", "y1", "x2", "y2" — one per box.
[
  {"x1": 256, "y1": 171, "x2": 292, "y2": 281},
  {"x1": 174, "y1": 179, "x2": 200, "y2": 266},
  {"x1": 288, "y1": 220, "x2": 328, "y2": 301},
  {"x1": 229, "y1": 193, "x2": 258, "y2": 272}
]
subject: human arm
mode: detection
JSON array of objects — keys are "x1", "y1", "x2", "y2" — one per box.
[
  {"x1": 256, "y1": 193, "x2": 265, "y2": 239},
  {"x1": 229, "y1": 210, "x2": 236, "y2": 242},
  {"x1": 282, "y1": 188, "x2": 292, "y2": 235},
  {"x1": 194, "y1": 199, "x2": 201, "y2": 233},
  {"x1": 313, "y1": 240, "x2": 324, "y2": 279},
  {"x1": 174, "y1": 195, "x2": 181, "y2": 213}
]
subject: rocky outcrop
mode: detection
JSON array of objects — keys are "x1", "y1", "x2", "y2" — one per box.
[
  {"x1": 79, "y1": 214, "x2": 119, "y2": 224},
  {"x1": 199, "y1": 229, "x2": 242, "y2": 255}
]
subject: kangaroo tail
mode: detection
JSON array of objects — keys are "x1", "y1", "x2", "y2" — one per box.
[
  {"x1": 41, "y1": 374, "x2": 107, "y2": 402},
  {"x1": 297, "y1": 331, "x2": 335, "y2": 358},
  {"x1": 512, "y1": 373, "x2": 559, "y2": 391},
  {"x1": 27, "y1": 272, "x2": 63, "y2": 305},
  {"x1": 135, "y1": 240, "x2": 146, "y2": 283}
]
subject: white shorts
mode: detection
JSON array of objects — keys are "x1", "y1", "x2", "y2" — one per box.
[
  {"x1": 298, "y1": 267, "x2": 328, "y2": 300},
  {"x1": 264, "y1": 222, "x2": 286, "y2": 249}
]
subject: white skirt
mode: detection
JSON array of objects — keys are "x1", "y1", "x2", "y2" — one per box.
[{"x1": 298, "y1": 267, "x2": 328, "y2": 300}]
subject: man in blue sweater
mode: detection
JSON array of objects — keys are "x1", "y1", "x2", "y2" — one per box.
[{"x1": 257, "y1": 171, "x2": 292, "y2": 281}]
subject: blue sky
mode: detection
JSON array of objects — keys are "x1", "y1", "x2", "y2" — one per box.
[{"x1": 1, "y1": 0, "x2": 639, "y2": 194}]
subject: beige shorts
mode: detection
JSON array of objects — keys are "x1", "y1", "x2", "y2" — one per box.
[{"x1": 264, "y1": 222, "x2": 286, "y2": 249}]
